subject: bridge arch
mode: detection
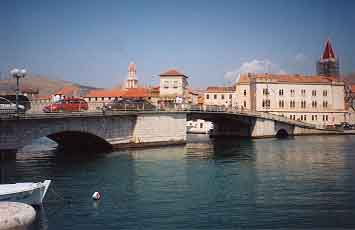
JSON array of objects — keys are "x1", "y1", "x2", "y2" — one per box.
[
  {"x1": 276, "y1": 129, "x2": 289, "y2": 138},
  {"x1": 47, "y1": 131, "x2": 112, "y2": 152}
]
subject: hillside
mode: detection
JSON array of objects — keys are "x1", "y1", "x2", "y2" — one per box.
[{"x1": 0, "y1": 74, "x2": 97, "y2": 96}]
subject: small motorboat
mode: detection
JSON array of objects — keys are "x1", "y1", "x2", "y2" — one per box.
[{"x1": 0, "y1": 180, "x2": 51, "y2": 206}]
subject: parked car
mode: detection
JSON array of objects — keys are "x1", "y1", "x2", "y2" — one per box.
[
  {"x1": 337, "y1": 122, "x2": 353, "y2": 130},
  {"x1": 43, "y1": 98, "x2": 88, "y2": 113},
  {"x1": 0, "y1": 96, "x2": 26, "y2": 113},
  {"x1": 103, "y1": 99, "x2": 156, "y2": 111}
]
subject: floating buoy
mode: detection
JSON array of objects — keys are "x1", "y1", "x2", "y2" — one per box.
[{"x1": 92, "y1": 192, "x2": 101, "y2": 200}]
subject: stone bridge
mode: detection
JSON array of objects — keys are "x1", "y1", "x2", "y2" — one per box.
[
  {"x1": 187, "y1": 109, "x2": 341, "y2": 138},
  {"x1": 0, "y1": 112, "x2": 186, "y2": 160},
  {"x1": 0, "y1": 109, "x2": 342, "y2": 160}
]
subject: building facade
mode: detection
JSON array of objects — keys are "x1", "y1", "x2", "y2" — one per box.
[
  {"x1": 158, "y1": 69, "x2": 189, "y2": 107},
  {"x1": 204, "y1": 86, "x2": 236, "y2": 107},
  {"x1": 236, "y1": 73, "x2": 346, "y2": 126}
]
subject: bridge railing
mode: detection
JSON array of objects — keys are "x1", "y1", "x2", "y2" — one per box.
[
  {"x1": 0, "y1": 101, "x2": 330, "y2": 130},
  {"x1": 185, "y1": 104, "x2": 321, "y2": 129}
]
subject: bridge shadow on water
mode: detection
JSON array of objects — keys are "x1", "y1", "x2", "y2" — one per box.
[{"x1": 185, "y1": 134, "x2": 257, "y2": 162}]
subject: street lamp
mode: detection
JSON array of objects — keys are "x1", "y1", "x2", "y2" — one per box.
[{"x1": 10, "y1": 68, "x2": 26, "y2": 115}]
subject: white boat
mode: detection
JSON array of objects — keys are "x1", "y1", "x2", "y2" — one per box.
[{"x1": 0, "y1": 180, "x2": 51, "y2": 206}]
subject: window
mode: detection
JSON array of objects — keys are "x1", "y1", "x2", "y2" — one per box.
[
  {"x1": 290, "y1": 100, "x2": 296, "y2": 108},
  {"x1": 323, "y1": 101, "x2": 328, "y2": 108},
  {"x1": 173, "y1": 81, "x2": 178, "y2": 88},
  {"x1": 164, "y1": 81, "x2": 169, "y2": 88},
  {"x1": 200, "y1": 123, "x2": 203, "y2": 128},
  {"x1": 263, "y1": 88, "x2": 269, "y2": 96},
  {"x1": 323, "y1": 115, "x2": 329, "y2": 121},
  {"x1": 312, "y1": 90, "x2": 317, "y2": 96},
  {"x1": 290, "y1": 89, "x2": 295, "y2": 96},
  {"x1": 101, "y1": 97, "x2": 104, "y2": 101},
  {"x1": 301, "y1": 115, "x2": 303, "y2": 121},
  {"x1": 293, "y1": 115, "x2": 296, "y2": 120},
  {"x1": 108, "y1": 97, "x2": 111, "y2": 100},
  {"x1": 267, "y1": 100, "x2": 270, "y2": 107},
  {"x1": 244, "y1": 90, "x2": 247, "y2": 96},
  {"x1": 263, "y1": 99, "x2": 270, "y2": 108},
  {"x1": 290, "y1": 115, "x2": 293, "y2": 120},
  {"x1": 95, "y1": 97, "x2": 98, "y2": 101},
  {"x1": 304, "y1": 115, "x2": 307, "y2": 121},
  {"x1": 301, "y1": 89, "x2": 306, "y2": 96},
  {"x1": 312, "y1": 115, "x2": 314, "y2": 121},
  {"x1": 206, "y1": 94, "x2": 209, "y2": 100},
  {"x1": 214, "y1": 94, "x2": 217, "y2": 100},
  {"x1": 312, "y1": 101, "x2": 317, "y2": 108},
  {"x1": 229, "y1": 94, "x2": 232, "y2": 99},
  {"x1": 221, "y1": 94, "x2": 225, "y2": 100},
  {"x1": 279, "y1": 100, "x2": 284, "y2": 108},
  {"x1": 88, "y1": 98, "x2": 91, "y2": 102},
  {"x1": 279, "y1": 89, "x2": 284, "y2": 96},
  {"x1": 243, "y1": 101, "x2": 247, "y2": 108},
  {"x1": 315, "y1": 115, "x2": 317, "y2": 120},
  {"x1": 301, "y1": 100, "x2": 306, "y2": 108},
  {"x1": 323, "y1": 90, "x2": 328, "y2": 96}
]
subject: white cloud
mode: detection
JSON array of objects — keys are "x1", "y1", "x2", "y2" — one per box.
[
  {"x1": 224, "y1": 59, "x2": 286, "y2": 83},
  {"x1": 295, "y1": 53, "x2": 306, "y2": 62}
]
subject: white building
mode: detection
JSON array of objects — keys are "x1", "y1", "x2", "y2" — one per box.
[
  {"x1": 159, "y1": 69, "x2": 188, "y2": 97},
  {"x1": 158, "y1": 69, "x2": 189, "y2": 107},
  {"x1": 236, "y1": 73, "x2": 346, "y2": 126},
  {"x1": 204, "y1": 86, "x2": 236, "y2": 107}
]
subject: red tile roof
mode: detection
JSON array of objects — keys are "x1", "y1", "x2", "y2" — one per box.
[
  {"x1": 160, "y1": 69, "x2": 188, "y2": 78},
  {"x1": 237, "y1": 73, "x2": 339, "y2": 84},
  {"x1": 206, "y1": 86, "x2": 235, "y2": 92},
  {"x1": 122, "y1": 88, "x2": 150, "y2": 98},
  {"x1": 55, "y1": 85, "x2": 80, "y2": 96},
  {"x1": 85, "y1": 89, "x2": 124, "y2": 97},
  {"x1": 322, "y1": 39, "x2": 336, "y2": 60},
  {"x1": 85, "y1": 88, "x2": 151, "y2": 98},
  {"x1": 351, "y1": 85, "x2": 355, "y2": 93}
]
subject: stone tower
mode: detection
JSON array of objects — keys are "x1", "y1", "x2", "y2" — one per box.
[
  {"x1": 126, "y1": 62, "x2": 138, "y2": 88},
  {"x1": 316, "y1": 39, "x2": 339, "y2": 77}
]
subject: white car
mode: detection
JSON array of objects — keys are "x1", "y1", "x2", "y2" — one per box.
[{"x1": 0, "y1": 97, "x2": 25, "y2": 113}]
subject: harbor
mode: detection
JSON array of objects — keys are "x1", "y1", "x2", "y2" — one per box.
[
  {"x1": 1, "y1": 0, "x2": 355, "y2": 229},
  {"x1": 1, "y1": 134, "x2": 355, "y2": 229}
]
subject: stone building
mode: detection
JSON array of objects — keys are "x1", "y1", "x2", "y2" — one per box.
[
  {"x1": 158, "y1": 69, "x2": 189, "y2": 106},
  {"x1": 204, "y1": 86, "x2": 236, "y2": 107},
  {"x1": 236, "y1": 73, "x2": 346, "y2": 125}
]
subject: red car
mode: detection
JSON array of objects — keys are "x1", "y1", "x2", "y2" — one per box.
[{"x1": 43, "y1": 98, "x2": 88, "y2": 113}]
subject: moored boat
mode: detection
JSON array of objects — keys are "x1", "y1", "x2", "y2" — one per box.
[{"x1": 0, "y1": 180, "x2": 51, "y2": 206}]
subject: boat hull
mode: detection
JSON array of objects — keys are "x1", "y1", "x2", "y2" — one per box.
[{"x1": 0, "y1": 180, "x2": 51, "y2": 206}]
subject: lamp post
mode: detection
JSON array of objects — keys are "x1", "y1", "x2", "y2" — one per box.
[{"x1": 10, "y1": 68, "x2": 26, "y2": 116}]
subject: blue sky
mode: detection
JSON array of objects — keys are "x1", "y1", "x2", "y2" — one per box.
[{"x1": 1, "y1": 0, "x2": 354, "y2": 88}]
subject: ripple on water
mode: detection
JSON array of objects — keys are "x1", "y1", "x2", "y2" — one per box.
[{"x1": 4, "y1": 135, "x2": 355, "y2": 229}]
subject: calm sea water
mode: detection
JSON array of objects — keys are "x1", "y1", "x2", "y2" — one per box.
[{"x1": 1, "y1": 135, "x2": 355, "y2": 229}]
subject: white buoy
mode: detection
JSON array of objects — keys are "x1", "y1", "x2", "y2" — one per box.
[{"x1": 92, "y1": 192, "x2": 101, "y2": 200}]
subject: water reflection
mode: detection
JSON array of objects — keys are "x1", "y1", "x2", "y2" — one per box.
[{"x1": 3, "y1": 134, "x2": 355, "y2": 229}]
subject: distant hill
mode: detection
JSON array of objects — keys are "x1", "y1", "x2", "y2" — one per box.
[{"x1": 0, "y1": 74, "x2": 97, "y2": 96}]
